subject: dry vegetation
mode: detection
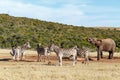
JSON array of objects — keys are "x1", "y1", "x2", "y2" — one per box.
[
  {"x1": 0, "y1": 49, "x2": 120, "y2": 80},
  {"x1": 95, "y1": 27, "x2": 120, "y2": 30}
]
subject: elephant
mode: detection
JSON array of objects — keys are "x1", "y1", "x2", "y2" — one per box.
[{"x1": 87, "y1": 38, "x2": 116, "y2": 60}]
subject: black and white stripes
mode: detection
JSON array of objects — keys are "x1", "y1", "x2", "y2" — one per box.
[
  {"x1": 10, "y1": 42, "x2": 31, "y2": 61},
  {"x1": 49, "y1": 44, "x2": 78, "y2": 66},
  {"x1": 77, "y1": 47, "x2": 89, "y2": 64},
  {"x1": 37, "y1": 44, "x2": 50, "y2": 62}
]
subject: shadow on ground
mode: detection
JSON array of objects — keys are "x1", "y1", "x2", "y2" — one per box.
[{"x1": 0, "y1": 58, "x2": 12, "y2": 61}]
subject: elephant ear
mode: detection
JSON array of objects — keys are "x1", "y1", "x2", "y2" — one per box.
[{"x1": 95, "y1": 39, "x2": 102, "y2": 46}]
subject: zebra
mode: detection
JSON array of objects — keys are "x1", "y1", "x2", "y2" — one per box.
[
  {"x1": 37, "y1": 43, "x2": 50, "y2": 62},
  {"x1": 77, "y1": 47, "x2": 89, "y2": 64},
  {"x1": 49, "y1": 44, "x2": 78, "y2": 66},
  {"x1": 10, "y1": 42, "x2": 31, "y2": 61}
]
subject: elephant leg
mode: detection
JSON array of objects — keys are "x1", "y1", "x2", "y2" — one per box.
[
  {"x1": 101, "y1": 52, "x2": 103, "y2": 58},
  {"x1": 111, "y1": 51, "x2": 114, "y2": 59},
  {"x1": 97, "y1": 50, "x2": 101, "y2": 60},
  {"x1": 109, "y1": 51, "x2": 113, "y2": 59}
]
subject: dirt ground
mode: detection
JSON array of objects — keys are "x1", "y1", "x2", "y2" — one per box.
[{"x1": 0, "y1": 49, "x2": 120, "y2": 64}]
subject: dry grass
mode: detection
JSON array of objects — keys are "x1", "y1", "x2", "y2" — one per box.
[
  {"x1": 0, "y1": 61, "x2": 120, "y2": 80},
  {"x1": 94, "y1": 27, "x2": 120, "y2": 30},
  {"x1": 0, "y1": 49, "x2": 120, "y2": 80}
]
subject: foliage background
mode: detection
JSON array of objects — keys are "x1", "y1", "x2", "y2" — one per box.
[{"x1": 0, "y1": 14, "x2": 120, "y2": 51}]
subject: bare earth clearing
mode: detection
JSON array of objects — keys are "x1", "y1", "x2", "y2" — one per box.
[{"x1": 0, "y1": 49, "x2": 120, "y2": 80}]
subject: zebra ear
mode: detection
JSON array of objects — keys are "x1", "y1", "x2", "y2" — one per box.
[
  {"x1": 60, "y1": 42, "x2": 64, "y2": 48},
  {"x1": 25, "y1": 41, "x2": 29, "y2": 45},
  {"x1": 74, "y1": 45, "x2": 79, "y2": 50},
  {"x1": 27, "y1": 40, "x2": 30, "y2": 42},
  {"x1": 37, "y1": 43, "x2": 41, "y2": 47},
  {"x1": 50, "y1": 40, "x2": 53, "y2": 44},
  {"x1": 39, "y1": 43, "x2": 41, "y2": 46}
]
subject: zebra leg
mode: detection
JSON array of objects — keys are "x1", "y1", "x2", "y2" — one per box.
[
  {"x1": 75, "y1": 55, "x2": 77, "y2": 64},
  {"x1": 13, "y1": 52, "x2": 16, "y2": 60},
  {"x1": 17, "y1": 51, "x2": 20, "y2": 61},
  {"x1": 85, "y1": 52, "x2": 89, "y2": 64},
  {"x1": 39, "y1": 54, "x2": 42, "y2": 62},
  {"x1": 47, "y1": 55, "x2": 52, "y2": 65},
  {"x1": 44, "y1": 55, "x2": 46, "y2": 62},
  {"x1": 73, "y1": 56, "x2": 76, "y2": 66},
  {"x1": 58, "y1": 56, "x2": 62, "y2": 66},
  {"x1": 10, "y1": 51, "x2": 14, "y2": 56},
  {"x1": 37, "y1": 54, "x2": 40, "y2": 62},
  {"x1": 85, "y1": 57, "x2": 89, "y2": 64},
  {"x1": 20, "y1": 53, "x2": 23, "y2": 61},
  {"x1": 22, "y1": 52, "x2": 26, "y2": 60},
  {"x1": 47, "y1": 55, "x2": 50, "y2": 62}
]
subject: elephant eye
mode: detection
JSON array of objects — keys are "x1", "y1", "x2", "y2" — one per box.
[{"x1": 88, "y1": 38, "x2": 91, "y2": 41}]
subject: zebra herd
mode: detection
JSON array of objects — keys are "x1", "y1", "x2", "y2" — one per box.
[{"x1": 10, "y1": 42, "x2": 89, "y2": 66}]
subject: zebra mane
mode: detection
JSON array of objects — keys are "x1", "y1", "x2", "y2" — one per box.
[
  {"x1": 52, "y1": 44, "x2": 60, "y2": 49},
  {"x1": 21, "y1": 42, "x2": 31, "y2": 49},
  {"x1": 73, "y1": 45, "x2": 77, "y2": 48},
  {"x1": 22, "y1": 43, "x2": 28, "y2": 48}
]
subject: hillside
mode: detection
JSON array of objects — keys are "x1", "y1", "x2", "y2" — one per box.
[
  {"x1": 0, "y1": 14, "x2": 120, "y2": 51},
  {"x1": 95, "y1": 27, "x2": 120, "y2": 30}
]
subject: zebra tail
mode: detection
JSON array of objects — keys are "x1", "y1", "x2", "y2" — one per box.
[{"x1": 10, "y1": 51, "x2": 14, "y2": 56}]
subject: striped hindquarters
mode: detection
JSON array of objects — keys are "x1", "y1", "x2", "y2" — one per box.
[{"x1": 77, "y1": 48, "x2": 89, "y2": 58}]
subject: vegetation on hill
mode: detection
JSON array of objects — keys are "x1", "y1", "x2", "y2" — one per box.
[{"x1": 0, "y1": 14, "x2": 120, "y2": 51}]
